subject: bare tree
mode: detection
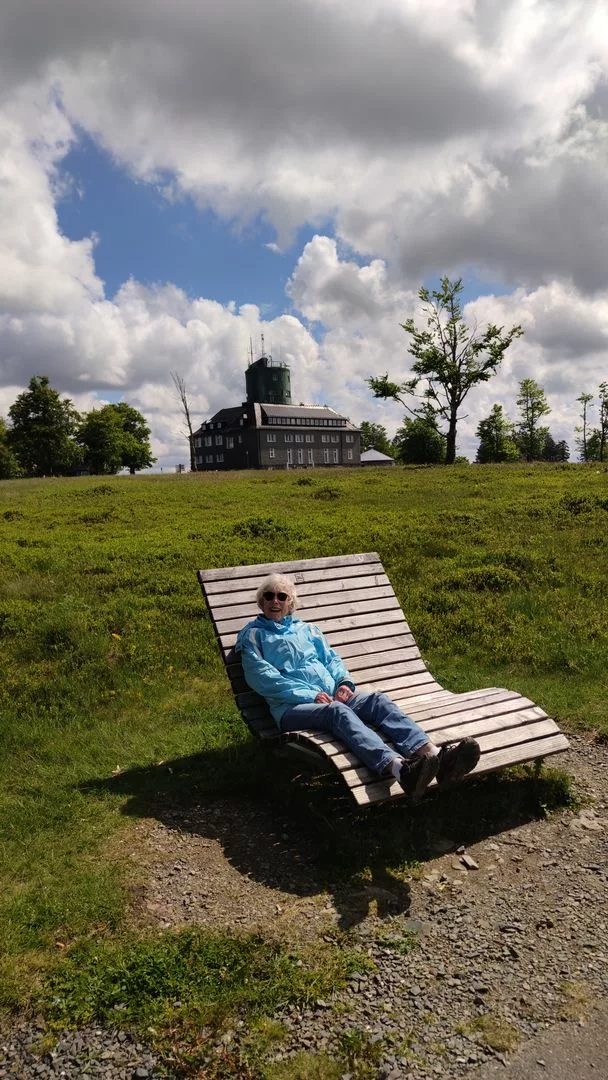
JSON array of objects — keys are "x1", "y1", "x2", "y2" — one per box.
[
  {"x1": 171, "y1": 371, "x2": 197, "y2": 472},
  {"x1": 575, "y1": 392, "x2": 594, "y2": 461}
]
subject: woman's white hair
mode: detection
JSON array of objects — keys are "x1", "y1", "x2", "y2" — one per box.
[{"x1": 256, "y1": 573, "x2": 299, "y2": 612}]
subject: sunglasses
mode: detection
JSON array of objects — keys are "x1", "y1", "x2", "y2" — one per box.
[{"x1": 263, "y1": 591, "x2": 289, "y2": 601}]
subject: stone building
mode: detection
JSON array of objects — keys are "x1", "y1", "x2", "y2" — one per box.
[{"x1": 191, "y1": 353, "x2": 360, "y2": 471}]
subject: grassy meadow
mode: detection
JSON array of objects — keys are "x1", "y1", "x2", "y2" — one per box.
[{"x1": 1, "y1": 462, "x2": 607, "y2": 1072}]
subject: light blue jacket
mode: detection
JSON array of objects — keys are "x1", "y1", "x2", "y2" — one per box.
[{"x1": 236, "y1": 614, "x2": 355, "y2": 724}]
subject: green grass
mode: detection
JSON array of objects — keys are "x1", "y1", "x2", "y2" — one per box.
[
  {"x1": 1, "y1": 463, "x2": 606, "y2": 1064},
  {"x1": 39, "y1": 929, "x2": 365, "y2": 1077}
]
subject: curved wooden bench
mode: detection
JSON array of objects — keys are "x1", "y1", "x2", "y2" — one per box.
[{"x1": 198, "y1": 552, "x2": 569, "y2": 807}]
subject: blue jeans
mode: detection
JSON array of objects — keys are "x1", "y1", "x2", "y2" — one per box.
[{"x1": 280, "y1": 691, "x2": 429, "y2": 775}]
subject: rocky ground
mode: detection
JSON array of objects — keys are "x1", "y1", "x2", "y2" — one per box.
[{"x1": 1, "y1": 731, "x2": 607, "y2": 1079}]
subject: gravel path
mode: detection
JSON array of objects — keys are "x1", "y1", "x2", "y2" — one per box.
[{"x1": 1, "y1": 732, "x2": 606, "y2": 1079}]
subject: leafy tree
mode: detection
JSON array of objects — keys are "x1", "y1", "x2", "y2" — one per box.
[
  {"x1": 359, "y1": 421, "x2": 395, "y2": 456},
  {"x1": 575, "y1": 392, "x2": 594, "y2": 462},
  {"x1": 77, "y1": 409, "x2": 125, "y2": 474},
  {"x1": 393, "y1": 405, "x2": 446, "y2": 465},
  {"x1": 78, "y1": 403, "x2": 155, "y2": 475},
  {"x1": 368, "y1": 277, "x2": 522, "y2": 464},
  {"x1": 7, "y1": 376, "x2": 81, "y2": 476},
  {"x1": 515, "y1": 379, "x2": 551, "y2": 461},
  {"x1": 0, "y1": 418, "x2": 21, "y2": 479},
  {"x1": 541, "y1": 434, "x2": 570, "y2": 462},
  {"x1": 475, "y1": 404, "x2": 520, "y2": 463},
  {"x1": 587, "y1": 382, "x2": 608, "y2": 462}
]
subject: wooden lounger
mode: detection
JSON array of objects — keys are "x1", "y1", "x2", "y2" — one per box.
[{"x1": 198, "y1": 552, "x2": 569, "y2": 808}]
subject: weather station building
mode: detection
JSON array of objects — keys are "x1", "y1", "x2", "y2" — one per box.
[{"x1": 191, "y1": 348, "x2": 360, "y2": 471}]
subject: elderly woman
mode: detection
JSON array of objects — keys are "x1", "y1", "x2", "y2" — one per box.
[{"x1": 236, "y1": 573, "x2": 480, "y2": 802}]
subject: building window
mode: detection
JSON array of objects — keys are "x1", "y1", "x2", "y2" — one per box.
[
  {"x1": 226, "y1": 436, "x2": 234, "y2": 449},
  {"x1": 205, "y1": 454, "x2": 213, "y2": 463},
  {"x1": 269, "y1": 448, "x2": 275, "y2": 459},
  {"x1": 216, "y1": 453, "x2": 224, "y2": 462},
  {"x1": 323, "y1": 449, "x2": 329, "y2": 464},
  {"x1": 215, "y1": 435, "x2": 223, "y2": 446},
  {"x1": 321, "y1": 434, "x2": 329, "y2": 443},
  {"x1": 295, "y1": 434, "x2": 303, "y2": 443},
  {"x1": 331, "y1": 435, "x2": 339, "y2": 443},
  {"x1": 307, "y1": 449, "x2": 314, "y2": 464},
  {"x1": 204, "y1": 435, "x2": 212, "y2": 447},
  {"x1": 297, "y1": 449, "x2": 304, "y2": 464},
  {"x1": 306, "y1": 434, "x2": 314, "y2": 443},
  {"x1": 284, "y1": 433, "x2": 293, "y2": 443},
  {"x1": 267, "y1": 433, "x2": 276, "y2": 443},
  {"x1": 333, "y1": 449, "x2": 339, "y2": 463},
  {"x1": 347, "y1": 449, "x2": 353, "y2": 460},
  {"x1": 286, "y1": 449, "x2": 293, "y2": 464},
  {"x1": 345, "y1": 434, "x2": 354, "y2": 443}
]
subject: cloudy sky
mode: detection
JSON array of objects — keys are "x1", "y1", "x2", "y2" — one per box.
[{"x1": 1, "y1": 0, "x2": 607, "y2": 465}]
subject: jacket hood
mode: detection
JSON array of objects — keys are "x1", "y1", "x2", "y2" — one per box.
[{"x1": 249, "y1": 614, "x2": 297, "y2": 634}]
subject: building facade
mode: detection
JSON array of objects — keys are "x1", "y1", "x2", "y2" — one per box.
[{"x1": 191, "y1": 354, "x2": 360, "y2": 471}]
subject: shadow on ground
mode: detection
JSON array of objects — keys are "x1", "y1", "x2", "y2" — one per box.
[{"x1": 81, "y1": 743, "x2": 569, "y2": 932}]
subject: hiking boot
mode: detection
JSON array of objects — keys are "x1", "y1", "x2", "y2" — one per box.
[
  {"x1": 436, "y1": 738, "x2": 481, "y2": 788},
  {"x1": 399, "y1": 751, "x2": 439, "y2": 803}
]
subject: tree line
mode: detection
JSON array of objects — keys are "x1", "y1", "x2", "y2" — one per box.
[
  {"x1": 366, "y1": 277, "x2": 607, "y2": 464},
  {"x1": 0, "y1": 376, "x2": 155, "y2": 479}
]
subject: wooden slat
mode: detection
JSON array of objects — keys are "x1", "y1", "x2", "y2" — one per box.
[
  {"x1": 206, "y1": 572, "x2": 391, "y2": 607},
  {"x1": 472, "y1": 733, "x2": 570, "y2": 773},
  {"x1": 212, "y1": 584, "x2": 397, "y2": 626},
  {"x1": 344, "y1": 646, "x2": 421, "y2": 673},
  {"x1": 214, "y1": 593, "x2": 402, "y2": 635},
  {"x1": 203, "y1": 560, "x2": 386, "y2": 595},
  {"x1": 199, "y1": 552, "x2": 381, "y2": 582},
  {"x1": 336, "y1": 635, "x2": 417, "y2": 660},
  {"x1": 395, "y1": 688, "x2": 522, "y2": 720},
  {"x1": 219, "y1": 607, "x2": 408, "y2": 651}
]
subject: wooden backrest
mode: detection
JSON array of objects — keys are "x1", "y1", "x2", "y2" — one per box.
[{"x1": 198, "y1": 552, "x2": 430, "y2": 739}]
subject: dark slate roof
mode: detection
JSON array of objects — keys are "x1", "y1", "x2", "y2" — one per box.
[
  {"x1": 193, "y1": 406, "x2": 244, "y2": 434},
  {"x1": 261, "y1": 404, "x2": 346, "y2": 421}
]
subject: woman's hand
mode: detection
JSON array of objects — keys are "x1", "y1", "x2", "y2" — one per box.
[
  {"x1": 314, "y1": 691, "x2": 333, "y2": 704},
  {"x1": 334, "y1": 685, "x2": 354, "y2": 703}
]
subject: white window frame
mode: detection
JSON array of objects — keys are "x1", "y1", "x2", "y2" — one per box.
[
  {"x1": 305, "y1": 434, "x2": 314, "y2": 443},
  {"x1": 347, "y1": 449, "x2": 353, "y2": 460},
  {"x1": 205, "y1": 454, "x2": 213, "y2": 463},
  {"x1": 333, "y1": 449, "x2": 339, "y2": 463},
  {"x1": 297, "y1": 448, "x2": 304, "y2": 464},
  {"x1": 204, "y1": 435, "x2": 212, "y2": 447},
  {"x1": 295, "y1": 434, "x2": 304, "y2": 443},
  {"x1": 286, "y1": 449, "x2": 293, "y2": 464},
  {"x1": 215, "y1": 435, "x2": 223, "y2": 446},
  {"x1": 307, "y1": 449, "x2": 314, "y2": 464},
  {"x1": 226, "y1": 436, "x2": 234, "y2": 449},
  {"x1": 269, "y1": 448, "x2": 275, "y2": 459},
  {"x1": 267, "y1": 433, "x2": 277, "y2": 443},
  {"x1": 321, "y1": 434, "x2": 330, "y2": 443},
  {"x1": 345, "y1": 434, "x2": 354, "y2": 443},
  {"x1": 323, "y1": 448, "x2": 329, "y2": 464},
  {"x1": 216, "y1": 453, "x2": 224, "y2": 462},
  {"x1": 284, "y1": 433, "x2": 293, "y2": 443}
]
